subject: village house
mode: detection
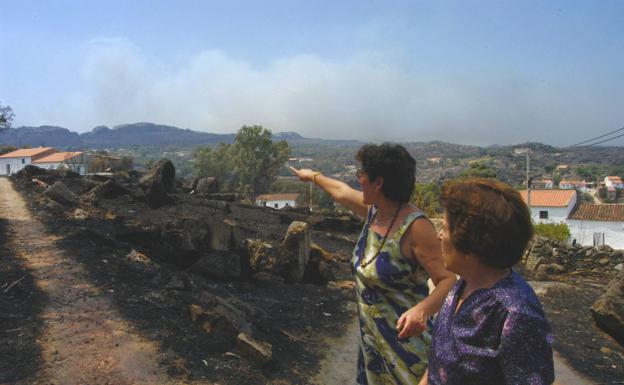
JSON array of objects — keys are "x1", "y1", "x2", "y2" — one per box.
[
  {"x1": 0, "y1": 147, "x2": 57, "y2": 176},
  {"x1": 519, "y1": 189, "x2": 577, "y2": 223},
  {"x1": 532, "y1": 179, "x2": 554, "y2": 189},
  {"x1": 559, "y1": 180, "x2": 589, "y2": 193},
  {"x1": 567, "y1": 203, "x2": 624, "y2": 248},
  {"x1": 605, "y1": 176, "x2": 623, "y2": 189},
  {"x1": 255, "y1": 193, "x2": 299, "y2": 209},
  {"x1": 32, "y1": 151, "x2": 85, "y2": 175}
]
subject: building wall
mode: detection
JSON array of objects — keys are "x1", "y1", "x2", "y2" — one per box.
[
  {"x1": 256, "y1": 199, "x2": 296, "y2": 209},
  {"x1": 567, "y1": 219, "x2": 624, "y2": 249},
  {"x1": 0, "y1": 156, "x2": 32, "y2": 176},
  {"x1": 34, "y1": 162, "x2": 85, "y2": 175},
  {"x1": 531, "y1": 206, "x2": 572, "y2": 223}
]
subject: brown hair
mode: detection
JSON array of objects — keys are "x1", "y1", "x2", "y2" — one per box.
[{"x1": 440, "y1": 178, "x2": 533, "y2": 268}]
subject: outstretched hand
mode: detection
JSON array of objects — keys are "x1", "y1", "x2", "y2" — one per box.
[{"x1": 288, "y1": 166, "x2": 317, "y2": 182}]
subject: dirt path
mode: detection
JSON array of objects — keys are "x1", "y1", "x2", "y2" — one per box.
[{"x1": 0, "y1": 178, "x2": 186, "y2": 385}]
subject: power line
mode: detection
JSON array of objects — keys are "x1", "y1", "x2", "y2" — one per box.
[
  {"x1": 578, "y1": 131, "x2": 624, "y2": 147},
  {"x1": 569, "y1": 125, "x2": 624, "y2": 147}
]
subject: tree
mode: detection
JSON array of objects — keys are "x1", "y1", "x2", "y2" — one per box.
[
  {"x1": 0, "y1": 103, "x2": 15, "y2": 131},
  {"x1": 193, "y1": 125, "x2": 290, "y2": 197},
  {"x1": 230, "y1": 125, "x2": 289, "y2": 196},
  {"x1": 411, "y1": 182, "x2": 441, "y2": 217},
  {"x1": 551, "y1": 172, "x2": 561, "y2": 187},
  {"x1": 459, "y1": 162, "x2": 497, "y2": 179},
  {"x1": 194, "y1": 142, "x2": 233, "y2": 183}
]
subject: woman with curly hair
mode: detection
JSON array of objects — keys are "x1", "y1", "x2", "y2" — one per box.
[
  {"x1": 419, "y1": 178, "x2": 554, "y2": 385},
  {"x1": 290, "y1": 143, "x2": 456, "y2": 384}
]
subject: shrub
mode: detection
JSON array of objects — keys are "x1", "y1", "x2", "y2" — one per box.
[{"x1": 533, "y1": 222, "x2": 570, "y2": 242}]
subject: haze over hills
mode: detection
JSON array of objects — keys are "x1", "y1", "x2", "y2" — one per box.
[{"x1": 1, "y1": 122, "x2": 623, "y2": 168}]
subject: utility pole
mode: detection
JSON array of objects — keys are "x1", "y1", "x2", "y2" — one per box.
[{"x1": 526, "y1": 150, "x2": 531, "y2": 215}]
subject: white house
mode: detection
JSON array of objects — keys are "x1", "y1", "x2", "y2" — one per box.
[
  {"x1": 0, "y1": 147, "x2": 56, "y2": 176},
  {"x1": 519, "y1": 189, "x2": 577, "y2": 223},
  {"x1": 532, "y1": 179, "x2": 554, "y2": 189},
  {"x1": 559, "y1": 180, "x2": 589, "y2": 193},
  {"x1": 256, "y1": 193, "x2": 299, "y2": 209},
  {"x1": 567, "y1": 204, "x2": 624, "y2": 248},
  {"x1": 32, "y1": 151, "x2": 85, "y2": 175},
  {"x1": 605, "y1": 176, "x2": 623, "y2": 189}
]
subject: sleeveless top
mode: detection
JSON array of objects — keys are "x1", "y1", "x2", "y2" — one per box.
[{"x1": 352, "y1": 206, "x2": 433, "y2": 385}]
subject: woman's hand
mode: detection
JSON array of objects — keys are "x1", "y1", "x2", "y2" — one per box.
[
  {"x1": 397, "y1": 302, "x2": 429, "y2": 339},
  {"x1": 288, "y1": 166, "x2": 318, "y2": 182}
]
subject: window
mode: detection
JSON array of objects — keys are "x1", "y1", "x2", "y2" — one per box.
[
  {"x1": 539, "y1": 211, "x2": 548, "y2": 219},
  {"x1": 274, "y1": 203, "x2": 278, "y2": 209},
  {"x1": 21, "y1": 158, "x2": 25, "y2": 164}
]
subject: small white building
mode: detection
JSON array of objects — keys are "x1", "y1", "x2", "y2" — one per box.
[
  {"x1": 532, "y1": 179, "x2": 554, "y2": 189},
  {"x1": 256, "y1": 193, "x2": 299, "y2": 209},
  {"x1": 520, "y1": 190, "x2": 577, "y2": 223},
  {"x1": 32, "y1": 151, "x2": 85, "y2": 175},
  {"x1": 559, "y1": 180, "x2": 589, "y2": 193},
  {"x1": 567, "y1": 204, "x2": 624, "y2": 248},
  {"x1": 0, "y1": 147, "x2": 56, "y2": 176},
  {"x1": 605, "y1": 176, "x2": 623, "y2": 189}
]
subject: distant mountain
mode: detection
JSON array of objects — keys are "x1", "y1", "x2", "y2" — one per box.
[
  {"x1": 80, "y1": 122, "x2": 236, "y2": 149},
  {"x1": 0, "y1": 126, "x2": 83, "y2": 149}
]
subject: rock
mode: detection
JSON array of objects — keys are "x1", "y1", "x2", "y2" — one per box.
[
  {"x1": 591, "y1": 269, "x2": 624, "y2": 345},
  {"x1": 537, "y1": 263, "x2": 566, "y2": 275},
  {"x1": 615, "y1": 263, "x2": 623, "y2": 272},
  {"x1": 87, "y1": 180, "x2": 131, "y2": 202},
  {"x1": 245, "y1": 239, "x2": 280, "y2": 272},
  {"x1": 15, "y1": 164, "x2": 49, "y2": 178},
  {"x1": 307, "y1": 213, "x2": 362, "y2": 232},
  {"x1": 44, "y1": 181, "x2": 78, "y2": 206},
  {"x1": 327, "y1": 280, "x2": 356, "y2": 290},
  {"x1": 182, "y1": 177, "x2": 199, "y2": 191},
  {"x1": 195, "y1": 177, "x2": 219, "y2": 194},
  {"x1": 139, "y1": 159, "x2": 176, "y2": 208},
  {"x1": 236, "y1": 332, "x2": 272, "y2": 366},
  {"x1": 598, "y1": 258, "x2": 610, "y2": 266},
  {"x1": 189, "y1": 304, "x2": 239, "y2": 353},
  {"x1": 280, "y1": 221, "x2": 311, "y2": 282},
  {"x1": 600, "y1": 346, "x2": 613, "y2": 355},
  {"x1": 210, "y1": 218, "x2": 246, "y2": 252},
  {"x1": 164, "y1": 274, "x2": 186, "y2": 290},
  {"x1": 525, "y1": 253, "x2": 543, "y2": 271},
  {"x1": 125, "y1": 249, "x2": 159, "y2": 277},
  {"x1": 194, "y1": 251, "x2": 242, "y2": 280}
]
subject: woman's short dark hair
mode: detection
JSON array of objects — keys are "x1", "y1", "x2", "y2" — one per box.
[
  {"x1": 356, "y1": 143, "x2": 415, "y2": 203},
  {"x1": 440, "y1": 178, "x2": 533, "y2": 268}
]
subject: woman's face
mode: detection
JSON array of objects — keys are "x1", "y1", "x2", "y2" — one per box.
[
  {"x1": 357, "y1": 167, "x2": 378, "y2": 204},
  {"x1": 438, "y1": 213, "x2": 461, "y2": 273}
]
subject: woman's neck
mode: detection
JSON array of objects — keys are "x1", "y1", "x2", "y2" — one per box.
[
  {"x1": 459, "y1": 261, "x2": 511, "y2": 298},
  {"x1": 375, "y1": 199, "x2": 403, "y2": 219}
]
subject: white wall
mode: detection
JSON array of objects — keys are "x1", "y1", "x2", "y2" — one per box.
[
  {"x1": 0, "y1": 157, "x2": 32, "y2": 176},
  {"x1": 531, "y1": 206, "x2": 572, "y2": 224},
  {"x1": 257, "y1": 199, "x2": 296, "y2": 209},
  {"x1": 567, "y1": 219, "x2": 624, "y2": 249},
  {"x1": 34, "y1": 162, "x2": 85, "y2": 175}
]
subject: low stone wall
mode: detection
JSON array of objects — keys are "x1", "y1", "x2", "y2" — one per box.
[{"x1": 523, "y1": 236, "x2": 623, "y2": 279}]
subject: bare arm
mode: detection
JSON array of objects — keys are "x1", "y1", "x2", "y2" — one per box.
[
  {"x1": 418, "y1": 369, "x2": 428, "y2": 385},
  {"x1": 397, "y1": 219, "x2": 456, "y2": 338},
  {"x1": 289, "y1": 166, "x2": 368, "y2": 218}
]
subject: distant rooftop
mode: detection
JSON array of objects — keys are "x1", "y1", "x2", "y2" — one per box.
[
  {"x1": 569, "y1": 203, "x2": 624, "y2": 222},
  {"x1": 256, "y1": 194, "x2": 299, "y2": 201},
  {"x1": 33, "y1": 151, "x2": 83, "y2": 163},
  {"x1": 519, "y1": 189, "x2": 576, "y2": 207},
  {"x1": 0, "y1": 147, "x2": 55, "y2": 158}
]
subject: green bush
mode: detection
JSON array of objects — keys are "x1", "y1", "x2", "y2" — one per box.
[{"x1": 533, "y1": 222, "x2": 571, "y2": 242}]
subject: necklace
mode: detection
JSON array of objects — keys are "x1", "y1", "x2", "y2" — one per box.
[{"x1": 360, "y1": 203, "x2": 403, "y2": 269}]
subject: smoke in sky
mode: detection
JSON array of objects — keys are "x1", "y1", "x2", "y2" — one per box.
[{"x1": 42, "y1": 38, "x2": 622, "y2": 146}]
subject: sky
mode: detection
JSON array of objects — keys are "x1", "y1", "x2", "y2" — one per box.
[{"x1": 1, "y1": 0, "x2": 623, "y2": 146}]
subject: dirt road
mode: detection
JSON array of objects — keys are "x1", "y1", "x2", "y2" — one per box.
[{"x1": 0, "y1": 177, "x2": 187, "y2": 385}]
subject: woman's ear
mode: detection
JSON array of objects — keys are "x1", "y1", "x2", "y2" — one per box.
[{"x1": 374, "y1": 176, "x2": 384, "y2": 192}]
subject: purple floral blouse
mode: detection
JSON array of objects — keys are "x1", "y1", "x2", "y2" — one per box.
[{"x1": 428, "y1": 271, "x2": 555, "y2": 385}]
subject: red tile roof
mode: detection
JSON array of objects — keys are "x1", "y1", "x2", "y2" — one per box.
[
  {"x1": 519, "y1": 189, "x2": 576, "y2": 207},
  {"x1": 568, "y1": 203, "x2": 624, "y2": 221},
  {"x1": 256, "y1": 194, "x2": 299, "y2": 201},
  {"x1": 32, "y1": 152, "x2": 83, "y2": 163},
  {"x1": 0, "y1": 147, "x2": 55, "y2": 158}
]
